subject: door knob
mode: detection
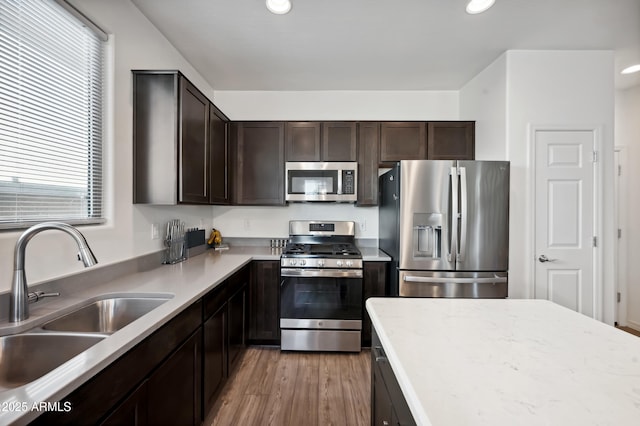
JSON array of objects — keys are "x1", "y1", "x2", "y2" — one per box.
[{"x1": 538, "y1": 255, "x2": 557, "y2": 263}]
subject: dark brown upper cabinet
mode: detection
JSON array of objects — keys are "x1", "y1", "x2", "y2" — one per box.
[
  {"x1": 379, "y1": 122, "x2": 427, "y2": 166},
  {"x1": 179, "y1": 78, "x2": 210, "y2": 204},
  {"x1": 286, "y1": 122, "x2": 321, "y2": 161},
  {"x1": 133, "y1": 70, "x2": 229, "y2": 205},
  {"x1": 322, "y1": 122, "x2": 357, "y2": 161},
  {"x1": 357, "y1": 122, "x2": 380, "y2": 206},
  {"x1": 286, "y1": 122, "x2": 357, "y2": 162},
  {"x1": 427, "y1": 121, "x2": 475, "y2": 160},
  {"x1": 209, "y1": 105, "x2": 230, "y2": 204},
  {"x1": 230, "y1": 122, "x2": 286, "y2": 205}
]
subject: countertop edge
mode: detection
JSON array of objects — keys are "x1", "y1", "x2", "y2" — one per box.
[{"x1": 367, "y1": 297, "x2": 432, "y2": 426}]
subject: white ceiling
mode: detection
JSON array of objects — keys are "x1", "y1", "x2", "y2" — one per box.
[{"x1": 130, "y1": 0, "x2": 640, "y2": 91}]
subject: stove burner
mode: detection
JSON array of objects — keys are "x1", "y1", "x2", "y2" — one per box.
[
  {"x1": 283, "y1": 242, "x2": 361, "y2": 257},
  {"x1": 284, "y1": 243, "x2": 308, "y2": 254},
  {"x1": 333, "y1": 244, "x2": 360, "y2": 256}
]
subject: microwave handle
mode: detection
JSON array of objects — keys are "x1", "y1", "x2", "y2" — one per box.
[{"x1": 337, "y1": 169, "x2": 342, "y2": 194}]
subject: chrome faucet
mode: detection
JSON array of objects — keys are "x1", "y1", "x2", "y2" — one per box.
[{"x1": 9, "y1": 222, "x2": 98, "y2": 322}]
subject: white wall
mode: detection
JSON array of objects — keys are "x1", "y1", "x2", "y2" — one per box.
[
  {"x1": 616, "y1": 84, "x2": 640, "y2": 329},
  {"x1": 0, "y1": 0, "x2": 216, "y2": 293},
  {"x1": 211, "y1": 90, "x2": 460, "y2": 238},
  {"x1": 213, "y1": 91, "x2": 459, "y2": 121},
  {"x1": 460, "y1": 50, "x2": 616, "y2": 324},
  {"x1": 460, "y1": 54, "x2": 508, "y2": 160}
]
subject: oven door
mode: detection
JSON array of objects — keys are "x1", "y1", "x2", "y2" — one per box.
[
  {"x1": 280, "y1": 268, "x2": 363, "y2": 325},
  {"x1": 280, "y1": 268, "x2": 363, "y2": 352}
]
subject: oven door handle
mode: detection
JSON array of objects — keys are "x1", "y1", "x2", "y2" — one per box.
[{"x1": 281, "y1": 268, "x2": 363, "y2": 279}]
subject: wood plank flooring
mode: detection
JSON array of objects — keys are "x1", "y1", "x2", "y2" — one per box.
[
  {"x1": 618, "y1": 325, "x2": 640, "y2": 337},
  {"x1": 205, "y1": 347, "x2": 370, "y2": 426}
]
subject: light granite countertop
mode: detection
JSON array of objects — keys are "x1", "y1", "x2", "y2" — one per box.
[
  {"x1": 0, "y1": 245, "x2": 388, "y2": 425},
  {"x1": 366, "y1": 298, "x2": 640, "y2": 426}
]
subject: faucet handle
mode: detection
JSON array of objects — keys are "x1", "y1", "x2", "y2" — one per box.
[{"x1": 28, "y1": 291, "x2": 61, "y2": 304}]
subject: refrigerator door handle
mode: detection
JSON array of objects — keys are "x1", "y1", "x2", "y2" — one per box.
[
  {"x1": 403, "y1": 275, "x2": 508, "y2": 284},
  {"x1": 448, "y1": 167, "x2": 458, "y2": 262},
  {"x1": 458, "y1": 166, "x2": 468, "y2": 262}
]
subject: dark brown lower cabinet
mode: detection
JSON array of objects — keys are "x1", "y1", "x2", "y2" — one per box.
[
  {"x1": 147, "y1": 328, "x2": 202, "y2": 425},
  {"x1": 227, "y1": 282, "x2": 247, "y2": 373},
  {"x1": 371, "y1": 329, "x2": 416, "y2": 426},
  {"x1": 362, "y1": 262, "x2": 388, "y2": 347},
  {"x1": 202, "y1": 265, "x2": 249, "y2": 419},
  {"x1": 31, "y1": 264, "x2": 251, "y2": 426},
  {"x1": 248, "y1": 260, "x2": 281, "y2": 344},
  {"x1": 203, "y1": 303, "x2": 226, "y2": 412},
  {"x1": 104, "y1": 328, "x2": 202, "y2": 426},
  {"x1": 101, "y1": 381, "x2": 148, "y2": 426},
  {"x1": 32, "y1": 302, "x2": 202, "y2": 425}
]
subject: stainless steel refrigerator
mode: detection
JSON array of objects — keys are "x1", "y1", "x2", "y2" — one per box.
[{"x1": 379, "y1": 160, "x2": 510, "y2": 298}]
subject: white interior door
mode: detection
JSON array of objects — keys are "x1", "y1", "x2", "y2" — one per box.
[{"x1": 534, "y1": 129, "x2": 596, "y2": 317}]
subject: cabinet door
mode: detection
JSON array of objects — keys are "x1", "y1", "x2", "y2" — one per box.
[
  {"x1": 362, "y1": 262, "x2": 387, "y2": 347},
  {"x1": 380, "y1": 122, "x2": 427, "y2": 165},
  {"x1": 147, "y1": 329, "x2": 202, "y2": 426},
  {"x1": 101, "y1": 381, "x2": 148, "y2": 426},
  {"x1": 232, "y1": 122, "x2": 286, "y2": 205},
  {"x1": 179, "y1": 77, "x2": 210, "y2": 204},
  {"x1": 203, "y1": 304, "x2": 226, "y2": 413},
  {"x1": 227, "y1": 284, "x2": 247, "y2": 373},
  {"x1": 210, "y1": 107, "x2": 229, "y2": 204},
  {"x1": 286, "y1": 121, "x2": 321, "y2": 161},
  {"x1": 372, "y1": 359, "x2": 394, "y2": 426},
  {"x1": 357, "y1": 122, "x2": 380, "y2": 206},
  {"x1": 249, "y1": 260, "x2": 281, "y2": 343},
  {"x1": 322, "y1": 122, "x2": 357, "y2": 161},
  {"x1": 427, "y1": 121, "x2": 475, "y2": 160}
]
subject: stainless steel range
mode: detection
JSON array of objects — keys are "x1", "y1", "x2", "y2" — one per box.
[{"x1": 280, "y1": 220, "x2": 363, "y2": 352}]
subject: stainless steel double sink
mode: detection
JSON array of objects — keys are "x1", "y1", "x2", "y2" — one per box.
[{"x1": 0, "y1": 294, "x2": 172, "y2": 390}]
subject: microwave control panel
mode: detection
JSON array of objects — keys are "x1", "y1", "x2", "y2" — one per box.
[{"x1": 342, "y1": 170, "x2": 355, "y2": 194}]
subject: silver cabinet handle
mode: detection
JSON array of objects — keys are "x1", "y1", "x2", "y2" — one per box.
[
  {"x1": 538, "y1": 255, "x2": 557, "y2": 263},
  {"x1": 373, "y1": 345, "x2": 387, "y2": 363}
]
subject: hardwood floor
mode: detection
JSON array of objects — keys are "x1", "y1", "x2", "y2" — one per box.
[
  {"x1": 618, "y1": 325, "x2": 640, "y2": 337},
  {"x1": 205, "y1": 347, "x2": 371, "y2": 426}
]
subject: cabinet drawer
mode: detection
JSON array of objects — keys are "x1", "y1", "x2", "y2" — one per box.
[{"x1": 204, "y1": 284, "x2": 228, "y2": 319}]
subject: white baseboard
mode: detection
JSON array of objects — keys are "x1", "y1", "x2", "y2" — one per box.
[{"x1": 625, "y1": 319, "x2": 640, "y2": 331}]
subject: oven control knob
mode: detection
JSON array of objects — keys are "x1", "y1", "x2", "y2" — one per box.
[
  {"x1": 300, "y1": 259, "x2": 306, "y2": 266},
  {"x1": 317, "y1": 259, "x2": 325, "y2": 267},
  {"x1": 289, "y1": 259, "x2": 297, "y2": 266},
  {"x1": 346, "y1": 260, "x2": 353, "y2": 267},
  {"x1": 336, "y1": 260, "x2": 343, "y2": 267}
]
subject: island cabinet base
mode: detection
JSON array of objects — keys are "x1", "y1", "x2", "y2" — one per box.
[{"x1": 371, "y1": 328, "x2": 416, "y2": 426}]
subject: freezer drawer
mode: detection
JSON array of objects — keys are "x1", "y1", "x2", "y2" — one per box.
[{"x1": 398, "y1": 270, "x2": 508, "y2": 298}]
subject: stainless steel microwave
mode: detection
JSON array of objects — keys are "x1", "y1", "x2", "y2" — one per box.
[{"x1": 285, "y1": 162, "x2": 358, "y2": 202}]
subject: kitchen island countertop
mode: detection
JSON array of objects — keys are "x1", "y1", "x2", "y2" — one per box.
[{"x1": 366, "y1": 298, "x2": 640, "y2": 426}]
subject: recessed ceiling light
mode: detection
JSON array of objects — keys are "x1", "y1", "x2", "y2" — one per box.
[
  {"x1": 266, "y1": 0, "x2": 291, "y2": 15},
  {"x1": 621, "y1": 64, "x2": 640, "y2": 74},
  {"x1": 466, "y1": 0, "x2": 496, "y2": 14}
]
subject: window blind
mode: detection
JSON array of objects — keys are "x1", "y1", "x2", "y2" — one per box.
[{"x1": 0, "y1": 0, "x2": 104, "y2": 229}]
